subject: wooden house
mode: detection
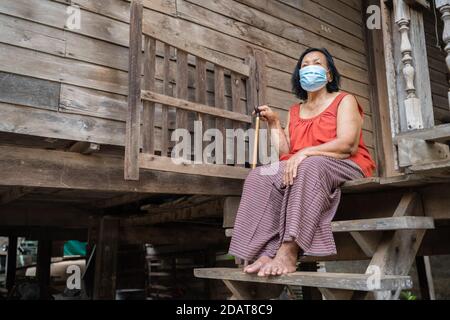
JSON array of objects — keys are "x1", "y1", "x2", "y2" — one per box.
[{"x1": 0, "y1": 0, "x2": 449, "y2": 300}]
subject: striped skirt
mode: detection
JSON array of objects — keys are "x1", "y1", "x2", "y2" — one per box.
[{"x1": 228, "y1": 156, "x2": 365, "y2": 262}]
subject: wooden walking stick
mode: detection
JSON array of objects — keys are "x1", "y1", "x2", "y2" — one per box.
[{"x1": 252, "y1": 106, "x2": 261, "y2": 169}]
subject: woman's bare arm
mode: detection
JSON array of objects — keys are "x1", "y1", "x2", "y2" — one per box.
[{"x1": 255, "y1": 105, "x2": 291, "y2": 157}]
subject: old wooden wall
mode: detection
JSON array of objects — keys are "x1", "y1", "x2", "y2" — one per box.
[
  {"x1": 424, "y1": 7, "x2": 450, "y2": 125},
  {"x1": 0, "y1": 0, "x2": 376, "y2": 159}
]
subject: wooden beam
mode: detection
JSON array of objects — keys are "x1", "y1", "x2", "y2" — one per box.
[
  {"x1": 0, "y1": 187, "x2": 34, "y2": 205},
  {"x1": 415, "y1": 256, "x2": 436, "y2": 300},
  {"x1": 141, "y1": 90, "x2": 252, "y2": 123},
  {"x1": 125, "y1": 0, "x2": 143, "y2": 181},
  {"x1": 5, "y1": 236, "x2": 17, "y2": 292},
  {"x1": 94, "y1": 217, "x2": 120, "y2": 300},
  {"x1": 123, "y1": 197, "x2": 224, "y2": 226},
  {"x1": 364, "y1": 0, "x2": 398, "y2": 177},
  {"x1": 394, "y1": 124, "x2": 450, "y2": 143},
  {"x1": 0, "y1": 145, "x2": 245, "y2": 196},
  {"x1": 139, "y1": 154, "x2": 250, "y2": 179},
  {"x1": 36, "y1": 239, "x2": 52, "y2": 300}
]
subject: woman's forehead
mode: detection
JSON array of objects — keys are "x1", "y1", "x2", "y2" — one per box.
[{"x1": 302, "y1": 51, "x2": 326, "y2": 64}]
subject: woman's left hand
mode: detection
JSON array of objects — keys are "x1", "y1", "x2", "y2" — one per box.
[{"x1": 283, "y1": 152, "x2": 308, "y2": 186}]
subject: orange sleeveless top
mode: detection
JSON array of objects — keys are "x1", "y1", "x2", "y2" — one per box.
[{"x1": 279, "y1": 92, "x2": 376, "y2": 178}]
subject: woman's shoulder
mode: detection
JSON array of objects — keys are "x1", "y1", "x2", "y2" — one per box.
[
  {"x1": 288, "y1": 101, "x2": 302, "y2": 115},
  {"x1": 336, "y1": 92, "x2": 364, "y2": 116}
]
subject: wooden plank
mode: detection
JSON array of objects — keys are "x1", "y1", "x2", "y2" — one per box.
[
  {"x1": 141, "y1": 90, "x2": 252, "y2": 123},
  {"x1": 161, "y1": 44, "x2": 171, "y2": 157},
  {"x1": 214, "y1": 65, "x2": 226, "y2": 164},
  {"x1": 142, "y1": 36, "x2": 156, "y2": 154},
  {"x1": 0, "y1": 102, "x2": 125, "y2": 146},
  {"x1": 194, "y1": 268, "x2": 413, "y2": 292},
  {"x1": 93, "y1": 217, "x2": 119, "y2": 300},
  {"x1": 332, "y1": 217, "x2": 435, "y2": 232},
  {"x1": 176, "y1": 49, "x2": 189, "y2": 160},
  {"x1": 231, "y1": 72, "x2": 246, "y2": 167},
  {"x1": 125, "y1": 0, "x2": 143, "y2": 181},
  {"x1": 195, "y1": 57, "x2": 210, "y2": 162},
  {"x1": 139, "y1": 154, "x2": 250, "y2": 179},
  {"x1": 0, "y1": 145, "x2": 245, "y2": 196},
  {"x1": 394, "y1": 124, "x2": 450, "y2": 143},
  {"x1": 0, "y1": 71, "x2": 60, "y2": 111},
  {"x1": 397, "y1": 137, "x2": 450, "y2": 167}
]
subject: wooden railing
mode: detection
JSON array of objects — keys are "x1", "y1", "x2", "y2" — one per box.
[{"x1": 125, "y1": 0, "x2": 266, "y2": 181}]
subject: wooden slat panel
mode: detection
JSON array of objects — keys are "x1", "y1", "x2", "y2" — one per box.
[
  {"x1": 125, "y1": 0, "x2": 143, "y2": 181},
  {"x1": 142, "y1": 36, "x2": 156, "y2": 154}
]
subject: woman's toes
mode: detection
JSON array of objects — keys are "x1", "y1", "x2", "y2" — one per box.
[
  {"x1": 271, "y1": 266, "x2": 278, "y2": 276},
  {"x1": 244, "y1": 262, "x2": 259, "y2": 274}
]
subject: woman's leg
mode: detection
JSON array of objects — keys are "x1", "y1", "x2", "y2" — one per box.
[
  {"x1": 260, "y1": 156, "x2": 364, "y2": 276},
  {"x1": 228, "y1": 162, "x2": 287, "y2": 273}
]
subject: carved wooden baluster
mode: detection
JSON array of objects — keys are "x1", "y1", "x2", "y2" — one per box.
[
  {"x1": 394, "y1": 0, "x2": 424, "y2": 130},
  {"x1": 436, "y1": 0, "x2": 450, "y2": 110}
]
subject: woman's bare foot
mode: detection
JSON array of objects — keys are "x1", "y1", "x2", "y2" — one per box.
[
  {"x1": 258, "y1": 242, "x2": 299, "y2": 277},
  {"x1": 244, "y1": 256, "x2": 272, "y2": 274}
]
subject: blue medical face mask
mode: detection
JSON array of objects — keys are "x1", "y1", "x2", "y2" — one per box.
[{"x1": 299, "y1": 65, "x2": 329, "y2": 92}]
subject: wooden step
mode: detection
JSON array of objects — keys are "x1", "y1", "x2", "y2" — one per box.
[
  {"x1": 194, "y1": 268, "x2": 412, "y2": 292},
  {"x1": 225, "y1": 216, "x2": 434, "y2": 237},
  {"x1": 331, "y1": 216, "x2": 435, "y2": 232}
]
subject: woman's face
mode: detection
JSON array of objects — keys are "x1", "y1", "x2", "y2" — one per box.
[{"x1": 300, "y1": 51, "x2": 331, "y2": 82}]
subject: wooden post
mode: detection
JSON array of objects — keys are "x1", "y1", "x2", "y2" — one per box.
[
  {"x1": 93, "y1": 217, "x2": 120, "y2": 300},
  {"x1": 364, "y1": 0, "x2": 399, "y2": 177},
  {"x1": 125, "y1": 0, "x2": 143, "y2": 180},
  {"x1": 142, "y1": 36, "x2": 156, "y2": 155},
  {"x1": 36, "y1": 238, "x2": 52, "y2": 300},
  {"x1": 393, "y1": 0, "x2": 434, "y2": 131},
  {"x1": 435, "y1": 0, "x2": 450, "y2": 110},
  {"x1": 5, "y1": 236, "x2": 17, "y2": 292},
  {"x1": 415, "y1": 256, "x2": 436, "y2": 300}
]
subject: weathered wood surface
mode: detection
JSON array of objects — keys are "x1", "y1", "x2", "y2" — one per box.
[
  {"x1": 0, "y1": 0, "x2": 376, "y2": 159},
  {"x1": 194, "y1": 268, "x2": 413, "y2": 292},
  {"x1": 124, "y1": 0, "x2": 143, "y2": 180},
  {"x1": 0, "y1": 145, "x2": 244, "y2": 196}
]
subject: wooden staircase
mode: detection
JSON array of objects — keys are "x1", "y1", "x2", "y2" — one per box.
[{"x1": 194, "y1": 193, "x2": 435, "y2": 300}]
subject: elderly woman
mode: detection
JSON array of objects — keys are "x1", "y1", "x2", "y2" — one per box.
[{"x1": 228, "y1": 48, "x2": 376, "y2": 277}]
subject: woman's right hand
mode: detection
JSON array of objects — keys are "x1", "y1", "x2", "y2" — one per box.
[{"x1": 253, "y1": 105, "x2": 279, "y2": 124}]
